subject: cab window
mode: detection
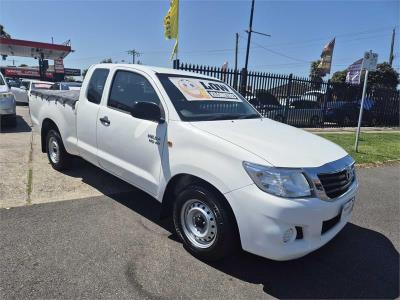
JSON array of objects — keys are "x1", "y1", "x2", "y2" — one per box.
[
  {"x1": 87, "y1": 68, "x2": 109, "y2": 104},
  {"x1": 108, "y1": 70, "x2": 160, "y2": 113}
]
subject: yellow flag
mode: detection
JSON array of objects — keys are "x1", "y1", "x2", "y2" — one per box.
[{"x1": 164, "y1": 0, "x2": 179, "y2": 59}]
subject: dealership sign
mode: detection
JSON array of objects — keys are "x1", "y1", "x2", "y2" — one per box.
[
  {"x1": 54, "y1": 58, "x2": 65, "y2": 74},
  {"x1": 3, "y1": 67, "x2": 53, "y2": 78}
]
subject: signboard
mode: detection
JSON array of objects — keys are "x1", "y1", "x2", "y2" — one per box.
[
  {"x1": 3, "y1": 67, "x2": 53, "y2": 78},
  {"x1": 54, "y1": 58, "x2": 65, "y2": 74},
  {"x1": 363, "y1": 51, "x2": 378, "y2": 71},
  {"x1": 169, "y1": 77, "x2": 240, "y2": 102},
  {"x1": 64, "y1": 68, "x2": 81, "y2": 76},
  {"x1": 345, "y1": 58, "x2": 363, "y2": 85}
]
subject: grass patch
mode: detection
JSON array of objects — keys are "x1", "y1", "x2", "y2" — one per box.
[{"x1": 317, "y1": 132, "x2": 400, "y2": 165}]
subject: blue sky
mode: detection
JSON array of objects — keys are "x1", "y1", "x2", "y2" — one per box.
[{"x1": 0, "y1": 0, "x2": 399, "y2": 77}]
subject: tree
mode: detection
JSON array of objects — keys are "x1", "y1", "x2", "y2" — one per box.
[
  {"x1": 309, "y1": 60, "x2": 324, "y2": 89},
  {"x1": 19, "y1": 64, "x2": 28, "y2": 67},
  {"x1": 331, "y1": 69, "x2": 347, "y2": 83},
  {"x1": 366, "y1": 62, "x2": 399, "y2": 90},
  {"x1": 64, "y1": 76, "x2": 76, "y2": 82},
  {"x1": 330, "y1": 62, "x2": 399, "y2": 90},
  {"x1": 100, "y1": 58, "x2": 113, "y2": 63},
  {"x1": 0, "y1": 24, "x2": 11, "y2": 38}
]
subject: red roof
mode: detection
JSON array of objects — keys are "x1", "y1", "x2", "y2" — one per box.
[{"x1": 0, "y1": 38, "x2": 73, "y2": 59}]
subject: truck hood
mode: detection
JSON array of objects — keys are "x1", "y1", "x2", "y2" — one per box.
[{"x1": 190, "y1": 118, "x2": 348, "y2": 168}]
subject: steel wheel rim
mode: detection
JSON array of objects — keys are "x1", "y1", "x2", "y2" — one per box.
[
  {"x1": 48, "y1": 136, "x2": 60, "y2": 164},
  {"x1": 180, "y1": 199, "x2": 217, "y2": 248}
]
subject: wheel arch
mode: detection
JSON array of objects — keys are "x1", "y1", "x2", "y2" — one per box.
[
  {"x1": 41, "y1": 118, "x2": 60, "y2": 153},
  {"x1": 160, "y1": 174, "x2": 238, "y2": 230}
]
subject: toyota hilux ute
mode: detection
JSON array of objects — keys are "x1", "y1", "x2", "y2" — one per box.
[{"x1": 29, "y1": 64, "x2": 358, "y2": 261}]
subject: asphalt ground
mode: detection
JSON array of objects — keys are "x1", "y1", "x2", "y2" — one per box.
[{"x1": 0, "y1": 164, "x2": 399, "y2": 299}]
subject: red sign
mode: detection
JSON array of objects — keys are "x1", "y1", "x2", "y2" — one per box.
[
  {"x1": 4, "y1": 67, "x2": 53, "y2": 78},
  {"x1": 54, "y1": 58, "x2": 65, "y2": 74}
]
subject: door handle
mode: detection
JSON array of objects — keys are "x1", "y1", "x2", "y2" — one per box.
[{"x1": 99, "y1": 116, "x2": 110, "y2": 126}]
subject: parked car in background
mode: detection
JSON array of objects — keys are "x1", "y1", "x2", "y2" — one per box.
[
  {"x1": 11, "y1": 80, "x2": 53, "y2": 103},
  {"x1": 248, "y1": 90, "x2": 281, "y2": 114},
  {"x1": 325, "y1": 99, "x2": 376, "y2": 126},
  {"x1": 0, "y1": 73, "x2": 17, "y2": 127},
  {"x1": 300, "y1": 90, "x2": 326, "y2": 102},
  {"x1": 5, "y1": 77, "x2": 22, "y2": 88},
  {"x1": 267, "y1": 100, "x2": 323, "y2": 127},
  {"x1": 29, "y1": 64, "x2": 358, "y2": 262},
  {"x1": 50, "y1": 82, "x2": 82, "y2": 91}
]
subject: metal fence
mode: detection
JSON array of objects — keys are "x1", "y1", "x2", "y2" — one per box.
[{"x1": 174, "y1": 61, "x2": 399, "y2": 128}]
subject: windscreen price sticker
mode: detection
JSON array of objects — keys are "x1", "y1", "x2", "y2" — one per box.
[{"x1": 169, "y1": 77, "x2": 240, "y2": 102}]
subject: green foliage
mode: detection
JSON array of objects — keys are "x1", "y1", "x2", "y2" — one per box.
[
  {"x1": 331, "y1": 70, "x2": 347, "y2": 83},
  {"x1": 330, "y1": 62, "x2": 399, "y2": 90},
  {"x1": 100, "y1": 58, "x2": 113, "y2": 63},
  {"x1": 0, "y1": 24, "x2": 11, "y2": 38}
]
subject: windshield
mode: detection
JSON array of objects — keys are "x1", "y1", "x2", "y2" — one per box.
[
  {"x1": 32, "y1": 82, "x2": 52, "y2": 90},
  {"x1": 157, "y1": 74, "x2": 260, "y2": 121}
]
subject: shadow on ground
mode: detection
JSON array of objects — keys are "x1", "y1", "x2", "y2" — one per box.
[
  {"x1": 0, "y1": 115, "x2": 31, "y2": 133},
  {"x1": 59, "y1": 160, "x2": 399, "y2": 299}
]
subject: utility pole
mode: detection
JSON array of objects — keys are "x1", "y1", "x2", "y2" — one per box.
[
  {"x1": 127, "y1": 49, "x2": 141, "y2": 64},
  {"x1": 234, "y1": 33, "x2": 239, "y2": 72},
  {"x1": 389, "y1": 28, "x2": 395, "y2": 66},
  {"x1": 244, "y1": 0, "x2": 255, "y2": 73}
]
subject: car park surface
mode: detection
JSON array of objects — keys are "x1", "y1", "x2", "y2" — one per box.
[
  {"x1": 0, "y1": 105, "x2": 398, "y2": 299},
  {"x1": 0, "y1": 164, "x2": 398, "y2": 299}
]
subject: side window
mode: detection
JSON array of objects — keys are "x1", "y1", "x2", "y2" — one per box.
[
  {"x1": 87, "y1": 68, "x2": 109, "y2": 104},
  {"x1": 292, "y1": 101, "x2": 304, "y2": 109},
  {"x1": 108, "y1": 70, "x2": 160, "y2": 112}
]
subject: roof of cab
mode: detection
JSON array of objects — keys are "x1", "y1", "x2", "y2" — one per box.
[{"x1": 94, "y1": 63, "x2": 219, "y2": 81}]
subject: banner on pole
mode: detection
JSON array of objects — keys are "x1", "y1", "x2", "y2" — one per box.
[
  {"x1": 317, "y1": 38, "x2": 335, "y2": 75},
  {"x1": 345, "y1": 58, "x2": 363, "y2": 85},
  {"x1": 164, "y1": 0, "x2": 179, "y2": 60}
]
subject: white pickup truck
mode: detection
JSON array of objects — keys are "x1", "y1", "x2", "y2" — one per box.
[{"x1": 30, "y1": 64, "x2": 358, "y2": 261}]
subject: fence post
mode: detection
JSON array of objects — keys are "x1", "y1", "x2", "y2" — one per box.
[
  {"x1": 239, "y1": 68, "x2": 248, "y2": 97},
  {"x1": 284, "y1": 73, "x2": 293, "y2": 123},
  {"x1": 322, "y1": 79, "x2": 332, "y2": 128},
  {"x1": 173, "y1": 59, "x2": 180, "y2": 69}
]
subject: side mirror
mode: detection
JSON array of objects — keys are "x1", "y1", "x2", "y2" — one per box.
[{"x1": 130, "y1": 101, "x2": 164, "y2": 123}]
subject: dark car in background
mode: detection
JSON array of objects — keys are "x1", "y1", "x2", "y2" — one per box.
[{"x1": 325, "y1": 99, "x2": 378, "y2": 126}]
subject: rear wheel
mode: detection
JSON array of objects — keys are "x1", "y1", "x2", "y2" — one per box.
[
  {"x1": 173, "y1": 184, "x2": 238, "y2": 261},
  {"x1": 46, "y1": 129, "x2": 71, "y2": 171}
]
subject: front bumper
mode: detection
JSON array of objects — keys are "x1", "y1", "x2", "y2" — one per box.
[{"x1": 225, "y1": 179, "x2": 358, "y2": 261}]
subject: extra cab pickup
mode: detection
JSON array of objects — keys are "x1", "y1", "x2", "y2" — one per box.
[{"x1": 29, "y1": 64, "x2": 358, "y2": 261}]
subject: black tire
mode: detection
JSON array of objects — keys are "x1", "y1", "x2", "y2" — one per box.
[
  {"x1": 173, "y1": 184, "x2": 238, "y2": 261},
  {"x1": 46, "y1": 129, "x2": 71, "y2": 171}
]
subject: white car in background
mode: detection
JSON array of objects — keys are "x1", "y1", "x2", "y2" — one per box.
[
  {"x1": 11, "y1": 80, "x2": 53, "y2": 104},
  {"x1": 50, "y1": 82, "x2": 82, "y2": 91},
  {"x1": 0, "y1": 73, "x2": 17, "y2": 127}
]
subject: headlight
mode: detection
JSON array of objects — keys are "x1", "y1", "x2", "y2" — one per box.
[
  {"x1": 243, "y1": 162, "x2": 312, "y2": 198},
  {"x1": 0, "y1": 92, "x2": 14, "y2": 99}
]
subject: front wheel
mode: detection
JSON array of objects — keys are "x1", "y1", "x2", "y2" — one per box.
[
  {"x1": 46, "y1": 129, "x2": 71, "y2": 171},
  {"x1": 173, "y1": 184, "x2": 238, "y2": 261}
]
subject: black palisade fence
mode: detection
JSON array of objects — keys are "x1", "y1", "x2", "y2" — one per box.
[{"x1": 174, "y1": 61, "x2": 399, "y2": 128}]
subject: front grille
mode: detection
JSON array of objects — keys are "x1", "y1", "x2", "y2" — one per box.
[
  {"x1": 321, "y1": 213, "x2": 341, "y2": 234},
  {"x1": 318, "y1": 166, "x2": 355, "y2": 199}
]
